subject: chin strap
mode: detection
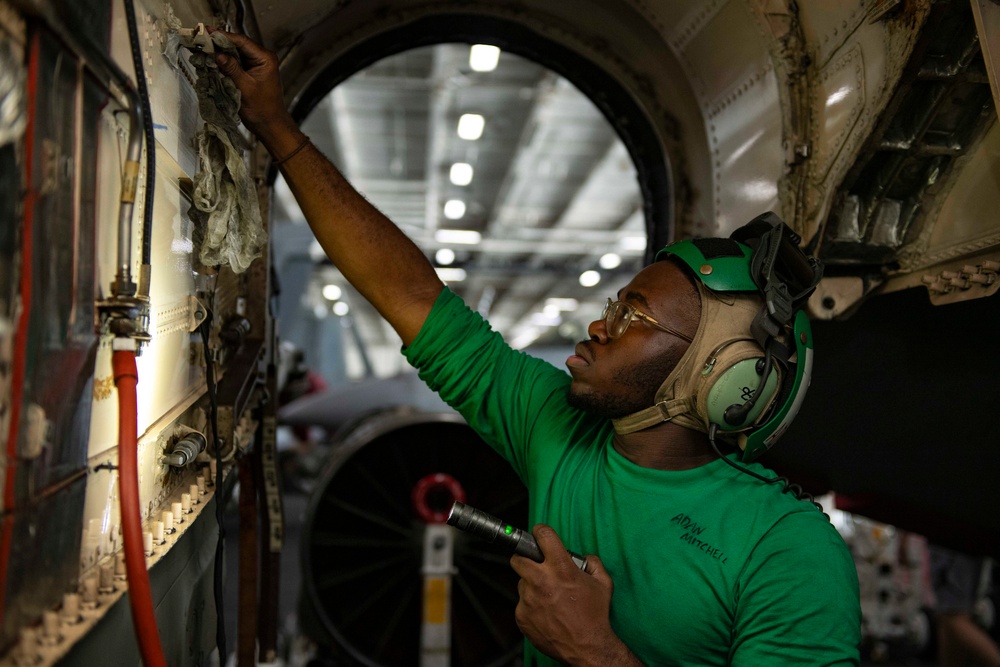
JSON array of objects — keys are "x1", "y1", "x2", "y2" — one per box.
[{"x1": 611, "y1": 397, "x2": 694, "y2": 435}]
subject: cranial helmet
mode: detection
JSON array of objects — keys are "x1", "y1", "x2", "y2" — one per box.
[{"x1": 610, "y1": 212, "x2": 823, "y2": 460}]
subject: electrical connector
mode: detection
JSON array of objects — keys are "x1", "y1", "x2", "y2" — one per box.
[
  {"x1": 163, "y1": 431, "x2": 207, "y2": 467},
  {"x1": 177, "y1": 23, "x2": 214, "y2": 54}
]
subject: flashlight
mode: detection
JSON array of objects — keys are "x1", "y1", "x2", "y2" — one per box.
[{"x1": 447, "y1": 501, "x2": 588, "y2": 571}]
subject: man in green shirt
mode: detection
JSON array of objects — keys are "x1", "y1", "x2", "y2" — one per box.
[{"x1": 214, "y1": 30, "x2": 861, "y2": 665}]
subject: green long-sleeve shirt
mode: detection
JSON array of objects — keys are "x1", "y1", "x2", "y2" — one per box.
[{"x1": 404, "y1": 288, "x2": 861, "y2": 666}]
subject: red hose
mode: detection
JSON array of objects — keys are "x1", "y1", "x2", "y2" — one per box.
[
  {"x1": 0, "y1": 30, "x2": 40, "y2": 631},
  {"x1": 113, "y1": 348, "x2": 167, "y2": 667}
]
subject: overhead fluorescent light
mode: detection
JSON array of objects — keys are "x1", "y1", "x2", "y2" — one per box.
[
  {"x1": 436, "y1": 267, "x2": 468, "y2": 282},
  {"x1": 435, "y1": 248, "x2": 456, "y2": 265},
  {"x1": 457, "y1": 114, "x2": 485, "y2": 140},
  {"x1": 313, "y1": 304, "x2": 328, "y2": 319},
  {"x1": 332, "y1": 301, "x2": 350, "y2": 316},
  {"x1": 450, "y1": 162, "x2": 474, "y2": 186},
  {"x1": 545, "y1": 297, "x2": 579, "y2": 312},
  {"x1": 620, "y1": 235, "x2": 647, "y2": 251},
  {"x1": 443, "y1": 199, "x2": 466, "y2": 219},
  {"x1": 530, "y1": 312, "x2": 562, "y2": 326},
  {"x1": 599, "y1": 252, "x2": 622, "y2": 269},
  {"x1": 322, "y1": 284, "x2": 343, "y2": 301},
  {"x1": 469, "y1": 44, "x2": 500, "y2": 72},
  {"x1": 579, "y1": 270, "x2": 601, "y2": 287},
  {"x1": 435, "y1": 229, "x2": 481, "y2": 245}
]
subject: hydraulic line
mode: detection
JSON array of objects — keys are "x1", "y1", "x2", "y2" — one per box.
[
  {"x1": 115, "y1": 94, "x2": 143, "y2": 297},
  {"x1": 122, "y1": 0, "x2": 155, "y2": 297},
  {"x1": 22, "y1": 0, "x2": 147, "y2": 297},
  {"x1": 113, "y1": 345, "x2": 167, "y2": 667}
]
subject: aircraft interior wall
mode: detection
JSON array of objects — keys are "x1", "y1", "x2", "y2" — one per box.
[
  {"x1": 0, "y1": 0, "x2": 998, "y2": 665},
  {"x1": 1, "y1": 0, "x2": 275, "y2": 663}
]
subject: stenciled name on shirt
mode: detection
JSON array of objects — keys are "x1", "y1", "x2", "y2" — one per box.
[{"x1": 670, "y1": 513, "x2": 728, "y2": 565}]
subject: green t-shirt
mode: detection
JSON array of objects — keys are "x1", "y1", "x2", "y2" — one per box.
[{"x1": 404, "y1": 288, "x2": 861, "y2": 666}]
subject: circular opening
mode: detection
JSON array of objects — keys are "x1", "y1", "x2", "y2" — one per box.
[
  {"x1": 289, "y1": 15, "x2": 672, "y2": 259},
  {"x1": 276, "y1": 14, "x2": 674, "y2": 365}
]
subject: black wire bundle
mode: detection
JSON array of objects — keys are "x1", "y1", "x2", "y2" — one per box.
[
  {"x1": 200, "y1": 314, "x2": 226, "y2": 662},
  {"x1": 121, "y1": 0, "x2": 155, "y2": 268}
]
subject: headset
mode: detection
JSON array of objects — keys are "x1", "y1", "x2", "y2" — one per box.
[{"x1": 655, "y1": 212, "x2": 823, "y2": 461}]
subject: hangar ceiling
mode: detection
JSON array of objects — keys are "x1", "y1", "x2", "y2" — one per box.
[{"x1": 271, "y1": 44, "x2": 649, "y2": 362}]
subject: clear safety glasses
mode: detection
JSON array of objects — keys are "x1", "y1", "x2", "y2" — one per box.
[{"x1": 603, "y1": 298, "x2": 694, "y2": 342}]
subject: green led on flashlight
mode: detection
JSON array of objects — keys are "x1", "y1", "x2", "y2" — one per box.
[{"x1": 447, "y1": 502, "x2": 588, "y2": 570}]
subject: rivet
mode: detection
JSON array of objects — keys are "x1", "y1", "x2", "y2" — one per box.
[
  {"x1": 700, "y1": 264, "x2": 713, "y2": 275},
  {"x1": 800, "y1": 332, "x2": 807, "y2": 344}
]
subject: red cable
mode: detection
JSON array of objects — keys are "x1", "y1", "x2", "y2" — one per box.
[
  {"x1": 0, "y1": 28, "x2": 41, "y2": 631},
  {"x1": 113, "y1": 349, "x2": 167, "y2": 667}
]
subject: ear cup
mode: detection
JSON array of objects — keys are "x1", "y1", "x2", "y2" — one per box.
[{"x1": 704, "y1": 358, "x2": 780, "y2": 431}]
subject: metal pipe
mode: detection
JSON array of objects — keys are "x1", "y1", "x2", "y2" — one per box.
[
  {"x1": 20, "y1": 1, "x2": 145, "y2": 297},
  {"x1": 116, "y1": 101, "x2": 143, "y2": 297},
  {"x1": 123, "y1": 0, "x2": 156, "y2": 297}
]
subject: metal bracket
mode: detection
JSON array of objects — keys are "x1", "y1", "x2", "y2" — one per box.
[
  {"x1": 95, "y1": 294, "x2": 151, "y2": 348},
  {"x1": 188, "y1": 295, "x2": 208, "y2": 332}
]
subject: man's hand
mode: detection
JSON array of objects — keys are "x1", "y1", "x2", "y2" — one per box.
[
  {"x1": 510, "y1": 524, "x2": 643, "y2": 666},
  {"x1": 206, "y1": 29, "x2": 442, "y2": 345},
  {"x1": 209, "y1": 29, "x2": 300, "y2": 152}
]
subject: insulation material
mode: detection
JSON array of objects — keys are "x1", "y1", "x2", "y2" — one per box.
[
  {"x1": 161, "y1": 9, "x2": 264, "y2": 274},
  {"x1": 0, "y1": 26, "x2": 97, "y2": 649},
  {"x1": 0, "y1": 40, "x2": 19, "y2": 481},
  {"x1": 0, "y1": 40, "x2": 26, "y2": 147}
]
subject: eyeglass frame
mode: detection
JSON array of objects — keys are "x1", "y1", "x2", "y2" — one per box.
[{"x1": 602, "y1": 298, "x2": 694, "y2": 343}]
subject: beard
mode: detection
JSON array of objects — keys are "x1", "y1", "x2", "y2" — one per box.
[{"x1": 566, "y1": 346, "x2": 686, "y2": 420}]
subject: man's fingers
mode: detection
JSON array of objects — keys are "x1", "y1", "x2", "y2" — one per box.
[
  {"x1": 510, "y1": 525, "x2": 578, "y2": 577},
  {"x1": 584, "y1": 554, "x2": 612, "y2": 587},
  {"x1": 214, "y1": 52, "x2": 242, "y2": 78},
  {"x1": 532, "y1": 524, "x2": 572, "y2": 565},
  {"x1": 509, "y1": 552, "x2": 535, "y2": 577},
  {"x1": 210, "y1": 29, "x2": 250, "y2": 53},
  {"x1": 207, "y1": 28, "x2": 273, "y2": 69},
  {"x1": 217, "y1": 30, "x2": 273, "y2": 68}
]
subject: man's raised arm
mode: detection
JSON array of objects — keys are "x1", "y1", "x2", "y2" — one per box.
[{"x1": 214, "y1": 31, "x2": 444, "y2": 346}]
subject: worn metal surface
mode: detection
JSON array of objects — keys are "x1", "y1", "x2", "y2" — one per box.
[
  {"x1": 2, "y1": 0, "x2": 265, "y2": 660},
  {"x1": 0, "y1": 26, "x2": 97, "y2": 651},
  {"x1": 972, "y1": 0, "x2": 1000, "y2": 116}
]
